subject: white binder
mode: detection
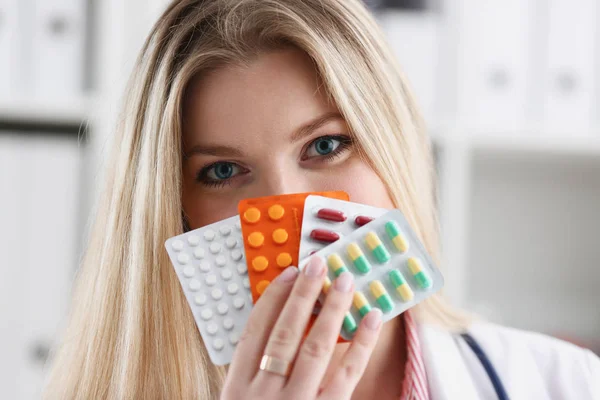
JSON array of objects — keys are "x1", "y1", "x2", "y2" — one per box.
[
  {"x1": 378, "y1": 11, "x2": 440, "y2": 125},
  {"x1": 455, "y1": 0, "x2": 535, "y2": 131},
  {"x1": 29, "y1": 0, "x2": 86, "y2": 100},
  {"x1": 0, "y1": 0, "x2": 20, "y2": 101},
  {"x1": 542, "y1": 0, "x2": 597, "y2": 132}
]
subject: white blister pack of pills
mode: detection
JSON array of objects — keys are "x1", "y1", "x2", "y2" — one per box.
[
  {"x1": 165, "y1": 215, "x2": 253, "y2": 365},
  {"x1": 299, "y1": 207, "x2": 444, "y2": 340},
  {"x1": 298, "y1": 195, "x2": 388, "y2": 261}
]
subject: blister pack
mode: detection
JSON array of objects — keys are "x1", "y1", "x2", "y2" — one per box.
[
  {"x1": 299, "y1": 208, "x2": 444, "y2": 340},
  {"x1": 298, "y1": 196, "x2": 388, "y2": 262},
  {"x1": 164, "y1": 215, "x2": 253, "y2": 365},
  {"x1": 237, "y1": 191, "x2": 348, "y2": 302}
]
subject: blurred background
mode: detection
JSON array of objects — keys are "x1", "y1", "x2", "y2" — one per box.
[{"x1": 1, "y1": 0, "x2": 599, "y2": 398}]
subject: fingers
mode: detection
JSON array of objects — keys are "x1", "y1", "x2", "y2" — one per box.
[
  {"x1": 256, "y1": 256, "x2": 327, "y2": 384},
  {"x1": 319, "y1": 309, "x2": 382, "y2": 399},
  {"x1": 227, "y1": 266, "x2": 299, "y2": 384},
  {"x1": 286, "y1": 271, "x2": 355, "y2": 394}
]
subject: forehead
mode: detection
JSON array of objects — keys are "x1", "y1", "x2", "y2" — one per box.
[{"x1": 183, "y1": 48, "x2": 337, "y2": 145}]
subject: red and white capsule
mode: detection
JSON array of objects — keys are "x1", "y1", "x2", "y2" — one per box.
[
  {"x1": 310, "y1": 229, "x2": 340, "y2": 243},
  {"x1": 316, "y1": 208, "x2": 347, "y2": 222}
]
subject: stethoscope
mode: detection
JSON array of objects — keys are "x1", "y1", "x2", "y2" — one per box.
[{"x1": 460, "y1": 333, "x2": 510, "y2": 400}]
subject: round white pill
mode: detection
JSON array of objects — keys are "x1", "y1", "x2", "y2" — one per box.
[
  {"x1": 213, "y1": 338, "x2": 224, "y2": 350},
  {"x1": 203, "y1": 230, "x2": 216, "y2": 241},
  {"x1": 199, "y1": 260, "x2": 211, "y2": 272},
  {"x1": 221, "y1": 268, "x2": 232, "y2": 280},
  {"x1": 217, "y1": 303, "x2": 229, "y2": 315},
  {"x1": 215, "y1": 255, "x2": 227, "y2": 267},
  {"x1": 194, "y1": 294, "x2": 207, "y2": 306},
  {"x1": 171, "y1": 240, "x2": 184, "y2": 251},
  {"x1": 177, "y1": 253, "x2": 190, "y2": 264},
  {"x1": 233, "y1": 297, "x2": 245, "y2": 309},
  {"x1": 211, "y1": 288, "x2": 223, "y2": 300},
  {"x1": 183, "y1": 266, "x2": 195, "y2": 278},
  {"x1": 193, "y1": 248, "x2": 205, "y2": 259},
  {"x1": 225, "y1": 237, "x2": 237, "y2": 249},
  {"x1": 187, "y1": 235, "x2": 201, "y2": 246},
  {"x1": 229, "y1": 333, "x2": 240, "y2": 345},
  {"x1": 200, "y1": 308, "x2": 213, "y2": 320},
  {"x1": 210, "y1": 243, "x2": 221, "y2": 254},
  {"x1": 219, "y1": 226, "x2": 231, "y2": 236},
  {"x1": 231, "y1": 249, "x2": 243, "y2": 261},
  {"x1": 223, "y1": 318, "x2": 234, "y2": 330},
  {"x1": 189, "y1": 279, "x2": 201, "y2": 291},
  {"x1": 205, "y1": 274, "x2": 217, "y2": 286},
  {"x1": 236, "y1": 263, "x2": 247, "y2": 274},
  {"x1": 248, "y1": 293, "x2": 253, "y2": 302},
  {"x1": 227, "y1": 283, "x2": 239, "y2": 294},
  {"x1": 206, "y1": 323, "x2": 218, "y2": 335},
  {"x1": 235, "y1": 221, "x2": 241, "y2": 230},
  {"x1": 242, "y1": 277, "x2": 250, "y2": 288}
]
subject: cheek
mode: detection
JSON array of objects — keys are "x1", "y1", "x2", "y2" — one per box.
[
  {"x1": 318, "y1": 159, "x2": 395, "y2": 209},
  {"x1": 182, "y1": 179, "x2": 241, "y2": 229}
]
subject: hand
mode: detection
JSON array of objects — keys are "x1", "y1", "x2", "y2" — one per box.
[{"x1": 221, "y1": 256, "x2": 383, "y2": 400}]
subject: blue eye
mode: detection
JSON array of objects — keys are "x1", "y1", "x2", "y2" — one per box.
[
  {"x1": 199, "y1": 162, "x2": 242, "y2": 186},
  {"x1": 306, "y1": 137, "x2": 341, "y2": 157},
  {"x1": 212, "y1": 162, "x2": 234, "y2": 179}
]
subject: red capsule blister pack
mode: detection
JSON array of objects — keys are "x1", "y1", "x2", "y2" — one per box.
[{"x1": 299, "y1": 196, "x2": 388, "y2": 262}]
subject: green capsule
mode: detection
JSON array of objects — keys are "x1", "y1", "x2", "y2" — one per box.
[{"x1": 342, "y1": 313, "x2": 357, "y2": 334}]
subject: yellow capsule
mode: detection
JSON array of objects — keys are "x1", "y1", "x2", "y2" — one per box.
[
  {"x1": 353, "y1": 292, "x2": 369, "y2": 309},
  {"x1": 392, "y1": 235, "x2": 409, "y2": 253},
  {"x1": 407, "y1": 257, "x2": 423, "y2": 274},
  {"x1": 369, "y1": 280, "x2": 386, "y2": 298},
  {"x1": 365, "y1": 232, "x2": 382, "y2": 250},
  {"x1": 347, "y1": 243, "x2": 362, "y2": 260},
  {"x1": 327, "y1": 254, "x2": 345, "y2": 270},
  {"x1": 322, "y1": 276, "x2": 332, "y2": 294},
  {"x1": 396, "y1": 284, "x2": 414, "y2": 301}
]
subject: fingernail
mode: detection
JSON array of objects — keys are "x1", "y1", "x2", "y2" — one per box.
[
  {"x1": 275, "y1": 266, "x2": 298, "y2": 282},
  {"x1": 304, "y1": 256, "x2": 325, "y2": 278},
  {"x1": 333, "y1": 272, "x2": 353, "y2": 293},
  {"x1": 363, "y1": 309, "x2": 382, "y2": 330}
]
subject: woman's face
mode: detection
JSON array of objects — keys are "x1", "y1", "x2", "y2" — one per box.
[{"x1": 182, "y1": 48, "x2": 394, "y2": 228}]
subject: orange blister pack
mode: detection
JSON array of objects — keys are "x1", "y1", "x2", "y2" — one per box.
[{"x1": 238, "y1": 191, "x2": 349, "y2": 302}]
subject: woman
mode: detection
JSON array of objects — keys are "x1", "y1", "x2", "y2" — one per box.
[{"x1": 44, "y1": 0, "x2": 600, "y2": 399}]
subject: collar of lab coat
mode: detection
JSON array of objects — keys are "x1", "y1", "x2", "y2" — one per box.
[{"x1": 418, "y1": 323, "x2": 481, "y2": 400}]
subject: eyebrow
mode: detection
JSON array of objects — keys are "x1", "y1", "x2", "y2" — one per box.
[
  {"x1": 290, "y1": 111, "x2": 345, "y2": 143},
  {"x1": 185, "y1": 111, "x2": 344, "y2": 158}
]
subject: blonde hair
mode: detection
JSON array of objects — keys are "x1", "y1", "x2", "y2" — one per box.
[{"x1": 44, "y1": 0, "x2": 468, "y2": 398}]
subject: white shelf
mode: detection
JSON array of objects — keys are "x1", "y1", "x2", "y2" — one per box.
[
  {"x1": 0, "y1": 97, "x2": 93, "y2": 127},
  {"x1": 430, "y1": 125, "x2": 600, "y2": 157}
]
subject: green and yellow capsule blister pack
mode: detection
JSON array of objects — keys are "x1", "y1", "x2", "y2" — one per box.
[{"x1": 299, "y1": 197, "x2": 444, "y2": 340}]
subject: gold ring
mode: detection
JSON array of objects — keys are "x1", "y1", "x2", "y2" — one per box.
[{"x1": 259, "y1": 355, "x2": 292, "y2": 377}]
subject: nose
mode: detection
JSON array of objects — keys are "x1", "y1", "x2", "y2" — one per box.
[{"x1": 257, "y1": 166, "x2": 312, "y2": 197}]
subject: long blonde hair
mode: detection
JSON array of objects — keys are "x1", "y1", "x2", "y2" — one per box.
[{"x1": 44, "y1": 0, "x2": 468, "y2": 398}]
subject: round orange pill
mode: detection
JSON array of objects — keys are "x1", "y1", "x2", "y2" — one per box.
[
  {"x1": 247, "y1": 232, "x2": 264, "y2": 248},
  {"x1": 268, "y1": 204, "x2": 285, "y2": 221},
  {"x1": 276, "y1": 252, "x2": 292, "y2": 268},
  {"x1": 252, "y1": 256, "x2": 269, "y2": 271},
  {"x1": 243, "y1": 207, "x2": 261, "y2": 223},
  {"x1": 256, "y1": 280, "x2": 270, "y2": 294},
  {"x1": 272, "y1": 228, "x2": 288, "y2": 245}
]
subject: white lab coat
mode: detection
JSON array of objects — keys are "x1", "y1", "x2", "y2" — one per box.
[{"x1": 419, "y1": 322, "x2": 600, "y2": 399}]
